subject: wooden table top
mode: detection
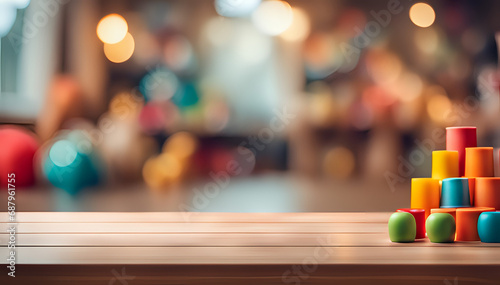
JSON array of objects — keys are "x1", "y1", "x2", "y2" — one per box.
[
  {"x1": 2, "y1": 212, "x2": 500, "y2": 284},
  {"x1": 1, "y1": 212, "x2": 500, "y2": 265}
]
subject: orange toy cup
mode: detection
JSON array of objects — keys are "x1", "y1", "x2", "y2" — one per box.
[
  {"x1": 431, "y1": 208, "x2": 456, "y2": 221},
  {"x1": 411, "y1": 178, "x2": 440, "y2": 219},
  {"x1": 455, "y1": 207, "x2": 495, "y2": 241},
  {"x1": 431, "y1": 150, "x2": 459, "y2": 181},
  {"x1": 465, "y1": 147, "x2": 494, "y2": 177},
  {"x1": 475, "y1": 178, "x2": 500, "y2": 209},
  {"x1": 446, "y1": 127, "x2": 477, "y2": 177}
]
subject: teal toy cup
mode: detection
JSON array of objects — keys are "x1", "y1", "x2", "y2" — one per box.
[
  {"x1": 441, "y1": 178, "x2": 471, "y2": 208},
  {"x1": 478, "y1": 212, "x2": 500, "y2": 243}
]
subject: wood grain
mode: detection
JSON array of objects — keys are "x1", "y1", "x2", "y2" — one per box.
[{"x1": 1, "y1": 211, "x2": 500, "y2": 285}]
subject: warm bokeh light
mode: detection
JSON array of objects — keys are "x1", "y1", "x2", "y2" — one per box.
[
  {"x1": 366, "y1": 50, "x2": 402, "y2": 85},
  {"x1": 109, "y1": 92, "x2": 143, "y2": 120},
  {"x1": 163, "y1": 35, "x2": 195, "y2": 73},
  {"x1": 104, "y1": 32, "x2": 135, "y2": 63},
  {"x1": 427, "y1": 93, "x2": 452, "y2": 125},
  {"x1": 303, "y1": 33, "x2": 342, "y2": 79},
  {"x1": 280, "y1": 7, "x2": 311, "y2": 42},
  {"x1": 414, "y1": 28, "x2": 439, "y2": 54},
  {"x1": 97, "y1": 14, "x2": 128, "y2": 44},
  {"x1": 410, "y1": 3, "x2": 435, "y2": 28},
  {"x1": 163, "y1": 131, "x2": 199, "y2": 160},
  {"x1": 323, "y1": 146, "x2": 355, "y2": 179},
  {"x1": 252, "y1": 0, "x2": 293, "y2": 36},
  {"x1": 390, "y1": 72, "x2": 424, "y2": 102}
]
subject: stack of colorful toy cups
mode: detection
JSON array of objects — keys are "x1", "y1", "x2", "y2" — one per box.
[{"x1": 394, "y1": 126, "x2": 500, "y2": 243}]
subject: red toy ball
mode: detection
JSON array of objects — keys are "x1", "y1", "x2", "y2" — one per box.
[{"x1": 0, "y1": 126, "x2": 40, "y2": 188}]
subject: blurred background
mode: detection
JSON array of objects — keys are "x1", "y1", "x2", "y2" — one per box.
[{"x1": 1, "y1": 0, "x2": 500, "y2": 212}]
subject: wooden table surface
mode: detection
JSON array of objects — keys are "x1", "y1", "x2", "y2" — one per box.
[{"x1": 1, "y1": 212, "x2": 500, "y2": 284}]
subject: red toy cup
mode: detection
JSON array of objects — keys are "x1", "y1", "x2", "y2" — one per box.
[
  {"x1": 397, "y1": 208, "x2": 425, "y2": 239},
  {"x1": 446, "y1": 127, "x2": 477, "y2": 177}
]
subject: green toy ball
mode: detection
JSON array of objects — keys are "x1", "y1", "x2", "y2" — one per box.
[
  {"x1": 388, "y1": 212, "x2": 416, "y2": 242},
  {"x1": 426, "y1": 213, "x2": 456, "y2": 243}
]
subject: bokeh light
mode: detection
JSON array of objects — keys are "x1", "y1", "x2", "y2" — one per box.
[
  {"x1": 426, "y1": 90, "x2": 452, "y2": 125},
  {"x1": 323, "y1": 147, "x2": 355, "y2": 179},
  {"x1": 143, "y1": 153, "x2": 183, "y2": 189},
  {"x1": 204, "y1": 99, "x2": 230, "y2": 133},
  {"x1": 391, "y1": 72, "x2": 424, "y2": 102},
  {"x1": 414, "y1": 27, "x2": 439, "y2": 54},
  {"x1": 109, "y1": 92, "x2": 144, "y2": 120},
  {"x1": 303, "y1": 33, "x2": 342, "y2": 79},
  {"x1": 204, "y1": 17, "x2": 233, "y2": 47},
  {"x1": 366, "y1": 50, "x2": 402, "y2": 85},
  {"x1": 163, "y1": 132, "x2": 199, "y2": 160},
  {"x1": 280, "y1": 7, "x2": 311, "y2": 42},
  {"x1": 103, "y1": 32, "x2": 135, "y2": 63},
  {"x1": 97, "y1": 14, "x2": 128, "y2": 44},
  {"x1": 215, "y1": 0, "x2": 261, "y2": 18},
  {"x1": 139, "y1": 68, "x2": 179, "y2": 102},
  {"x1": 163, "y1": 35, "x2": 196, "y2": 74},
  {"x1": 138, "y1": 102, "x2": 168, "y2": 134},
  {"x1": 409, "y1": 3, "x2": 435, "y2": 28},
  {"x1": 251, "y1": 0, "x2": 293, "y2": 36}
]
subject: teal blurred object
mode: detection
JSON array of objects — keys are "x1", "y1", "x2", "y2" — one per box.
[
  {"x1": 440, "y1": 178, "x2": 471, "y2": 208},
  {"x1": 478, "y1": 212, "x2": 500, "y2": 243},
  {"x1": 42, "y1": 131, "x2": 102, "y2": 194},
  {"x1": 172, "y1": 81, "x2": 200, "y2": 109}
]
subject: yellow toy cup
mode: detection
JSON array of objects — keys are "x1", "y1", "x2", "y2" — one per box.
[
  {"x1": 411, "y1": 178, "x2": 440, "y2": 219},
  {"x1": 431, "y1": 150, "x2": 459, "y2": 181}
]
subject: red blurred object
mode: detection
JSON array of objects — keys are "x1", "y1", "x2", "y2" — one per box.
[
  {"x1": 138, "y1": 102, "x2": 168, "y2": 134},
  {"x1": 397, "y1": 208, "x2": 426, "y2": 239},
  {"x1": 0, "y1": 126, "x2": 40, "y2": 188}
]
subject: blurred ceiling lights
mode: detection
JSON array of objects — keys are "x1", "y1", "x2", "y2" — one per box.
[{"x1": 409, "y1": 3, "x2": 436, "y2": 28}]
